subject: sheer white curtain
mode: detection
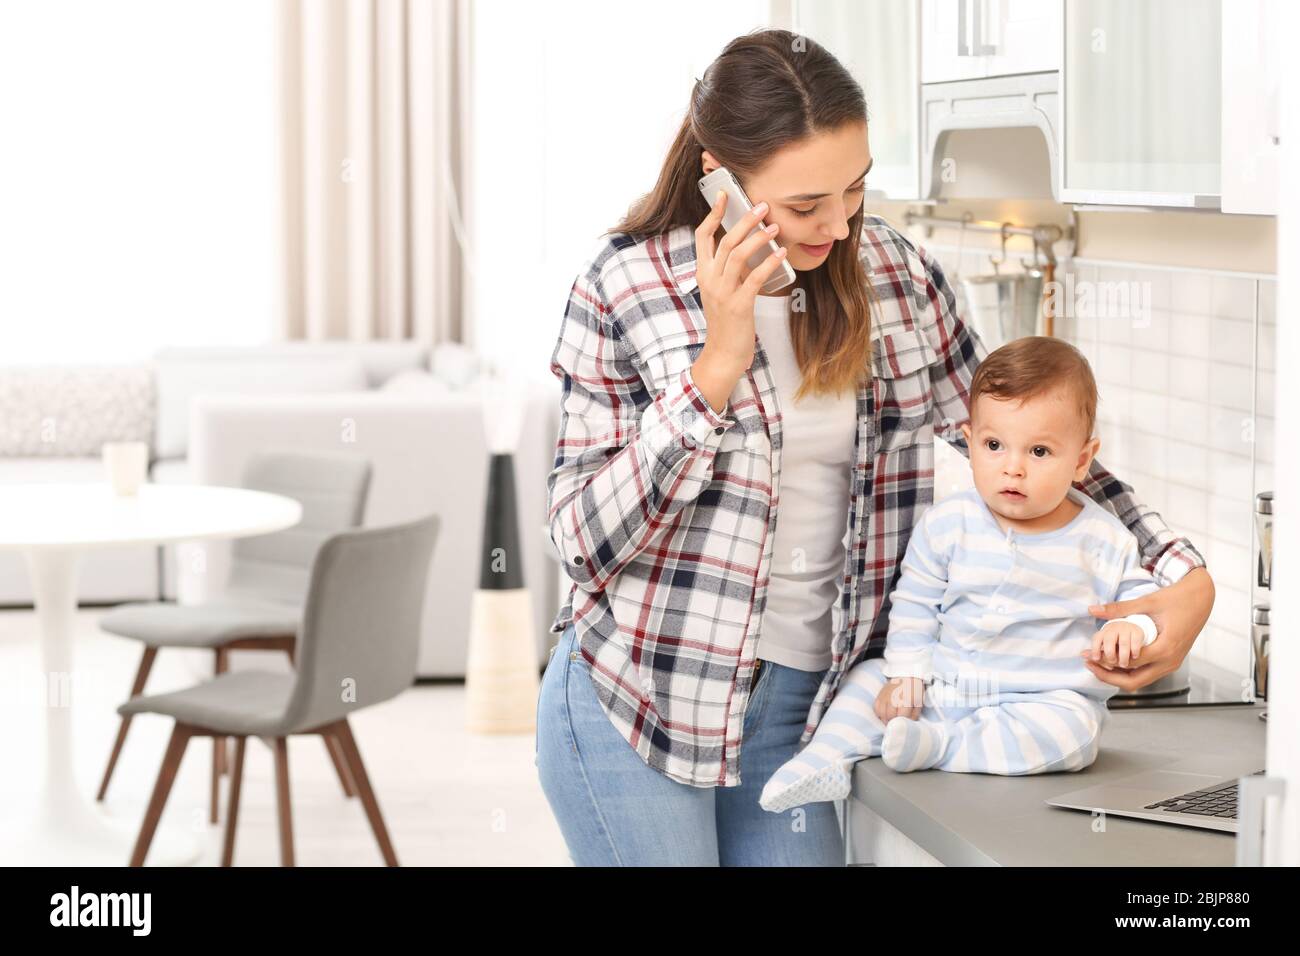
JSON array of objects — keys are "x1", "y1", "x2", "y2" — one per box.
[{"x1": 275, "y1": 0, "x2": 472, "y2": 343}]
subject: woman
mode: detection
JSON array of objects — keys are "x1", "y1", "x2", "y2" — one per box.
[{"x1": 535, "y1": 28, "x2": 1215, "y2": 867}]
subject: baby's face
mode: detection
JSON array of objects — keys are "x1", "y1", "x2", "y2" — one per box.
[{"x1": 960, "y1": 388, "x2": 1100, "y2": 526}]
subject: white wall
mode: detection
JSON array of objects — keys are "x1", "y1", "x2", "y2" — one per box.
[
  {"x1": 0, "y1": 0, "x2": 276, "y2": 364},
  {"x1": 468, "y1": 0, "x2": 772, "y2": 387}
]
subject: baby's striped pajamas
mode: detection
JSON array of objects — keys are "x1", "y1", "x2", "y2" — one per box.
[{"x1": 760, "y1": 485, "x2": 1159, "y2": 813}]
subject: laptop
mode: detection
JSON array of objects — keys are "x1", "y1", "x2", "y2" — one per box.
[{"x1": 1045, "y1": 755, "x2": 1267, "y2": 834}]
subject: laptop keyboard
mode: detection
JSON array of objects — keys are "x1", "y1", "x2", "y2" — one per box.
[{"x1": 1143, "y1": 770, "x2": 1266, "y2": 819}]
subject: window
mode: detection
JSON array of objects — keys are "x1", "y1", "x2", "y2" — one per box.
[{"x1": 0, "y1": 0, "x2": 276, "y2": 363}]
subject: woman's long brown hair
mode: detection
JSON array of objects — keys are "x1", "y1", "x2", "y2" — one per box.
[{"x1": 613, "y1": 27, "x2": 876, "y2": 402}]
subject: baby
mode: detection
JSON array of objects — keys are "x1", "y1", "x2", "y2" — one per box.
[{"x1": 760, "y1": 336, "x2": 1160, "y2": 813}]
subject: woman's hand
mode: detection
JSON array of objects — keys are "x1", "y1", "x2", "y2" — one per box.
[
  {"x1": 1083, "y1": 567, "x2": 1216, "y2": 691},
  {"x1": 694, "y1": 189, "x2": 789, "y2": 374}
]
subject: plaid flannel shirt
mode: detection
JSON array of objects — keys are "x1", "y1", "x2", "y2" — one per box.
[{"x1": 545, "y1": 214, "x2": 1205, "y2": 789}]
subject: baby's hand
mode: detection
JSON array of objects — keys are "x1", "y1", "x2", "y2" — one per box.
[
  {"x1": 875, "y1": 677, "x2": 924, "y2": 723},
  {"x1": 1086, "y1": 619, "x2": 1149, "y2": 669}
]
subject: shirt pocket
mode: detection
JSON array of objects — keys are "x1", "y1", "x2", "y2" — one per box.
[
  {"x1": 872, "y1": 328, "x2": 936, "y2": 454},
  {"x1": 636, "y1": 334, "x2": 705, "y2": 395},
  {"x1": 638, "y1": 337, "x2": 767, "y2": 451}
]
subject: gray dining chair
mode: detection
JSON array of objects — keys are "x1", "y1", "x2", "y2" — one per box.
[
  {"x1": 97, "y1": 451, "x2": 373, "y2": 825},
  {"x1": 122, "y1": 512, "x2": 440, "y2": 867}
]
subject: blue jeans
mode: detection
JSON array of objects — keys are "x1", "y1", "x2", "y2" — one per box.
[{"x1": 535, "y1": 622, "x2": 845, "y2": 866}]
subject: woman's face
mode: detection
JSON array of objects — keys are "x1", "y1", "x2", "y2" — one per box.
[{"x1": 701, "y1": 120, "x2": 872, "y2": 276}]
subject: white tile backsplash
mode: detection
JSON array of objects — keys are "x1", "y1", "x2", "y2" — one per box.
[
  {"x1": 1097, "y1": 311, "x2": 1133, "y2": 346},
  {"x1": 1195, "y1": 628, "x2": 1251, "y2": 679},
  {"x1": 1169, "y1": 356, "x2": 1211, "y2": 402},
  {"x1": 1208, "y1": 493, "x2": 1251, "y2": 550},
  {"x1": 1210, "y1": 363, "x2": 1254, "y2": 413},
  {"x1": 1130, "y1": 347, "x2": 1169, "y2": 395},
  {"x1": 1166, "y1": 397, "x2": 1209, "y2": 444},
  {"x1": 1131, "y1": 310, "x2": 1171, "y2": 352},
  {"x1": 1206, "y1": 538, "x2": 1253, "y2": 598},
  {"x1": 1260, "y1": 326, "x2": 1275, "y2": 372},
  {"x1": 1255, "y1": 415, "x2": 1274, "y2": 463},
  {"x1": 1260, "y1": 281, "x2": 1276, "y2": 326},
  {"x1": 1209, "y1": 316, "x2": 1254, "y2": 367},
  {"x1": 1211, "y1": 275, "x2": 1258, "y2": 321},
  {"x1": 1165, "y1": 481, "x2": 1209, "y2": 537},
  {"x1": 1169, "y1": 313, "x2": 1211, "y2": 359},
  {"x1": 1167, "y1": 439, "x2": 1210, "y2": 478},
  {"x1": 1097, "y1": 342, "x2": 1133, "y2": 385},
  {"x1": 1135, "y1": 269, "x2": 1172, "y2": 311},
  {"x1": 1258, "y1": 370, "x2": 1275, "y2": 417},
  {"x1": 1208, "y1": 407, "x2": 1253, "y2": 458},
  {"x1": 1131, "y1": 434, "x2": 1169, "y2": 474},
  {"x1": 1170, "y1": 271, "x2": 1214, "y2": 315},
  {"x1": 928, "y1": 243, "x2": 1276, "y2": 684},
  {"x1": 1131, "y1": 390, "x2": 1170, "y2": 436}
]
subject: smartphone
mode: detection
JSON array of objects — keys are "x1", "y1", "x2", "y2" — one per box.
[{"x1": 697, "y1": 166, "x2": 797, "y2": 294}]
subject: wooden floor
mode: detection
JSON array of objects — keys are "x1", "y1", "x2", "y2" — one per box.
[{"x1": 0, "y1": 607, "x2": 571, "y2": 866}]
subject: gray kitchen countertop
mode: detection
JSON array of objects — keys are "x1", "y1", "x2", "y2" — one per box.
[{"x1": 849, "y1": 702, "x2": 1268, "y2": 866}]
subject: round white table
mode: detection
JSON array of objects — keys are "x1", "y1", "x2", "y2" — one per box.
[{"x1": 0, "y1": 482, "x2": 302, "y2": 866}]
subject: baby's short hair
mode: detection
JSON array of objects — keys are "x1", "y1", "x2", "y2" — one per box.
[{"x1": 969, "y1": 336, "x2": 1098, "y2": 440}]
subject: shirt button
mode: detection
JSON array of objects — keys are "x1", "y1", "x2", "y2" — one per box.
[
  {"x1": 572, "y1": 555, "x2": 585, "y2": 565},
  {"x1": 640, "y1": 678, "x2": 655, "y2": 699},
  {"x1": 714, "y1": 426, "x2": 725, "y2": 435}
]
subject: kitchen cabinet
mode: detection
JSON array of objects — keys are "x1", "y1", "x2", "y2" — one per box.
[
  {"x1": 1059, "y1": 0, "x2": 1221, "y2": 207},
  {"x1": 922, "y1": 0, "x2": 1061, "y2": 84},
  {"x1": 794, "y1": 0, "x2": 921, "y2": 201},
  {"x1": 1221, "y1": 0, "x2": 1280, "y2": 215},
  {"x1": 827, "y1": 0, "x2": 1271, "y2": 211}
]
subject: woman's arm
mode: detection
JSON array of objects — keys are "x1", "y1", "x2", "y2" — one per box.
[{"x1": 546, "y1": 268, "x2": 737, "y2": 595}]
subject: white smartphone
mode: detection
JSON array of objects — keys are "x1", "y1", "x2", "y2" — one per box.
[{"x1": 697, "y1": 166, "x2": 797, "y2": 294}]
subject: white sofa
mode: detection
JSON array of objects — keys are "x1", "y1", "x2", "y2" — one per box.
[
  {"x1": 185, "y1": 380, "x2": 560, "y2": 677},
  {"x1": 149, "y1": 341, "x2": 431, "y2": 599},
  {"x1": 0, "y1": 342, "x2": 561, "y2": 678}
]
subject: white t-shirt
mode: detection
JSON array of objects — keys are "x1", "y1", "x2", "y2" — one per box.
[{"x1": 751, "y1": 292, "x2": 858, "y2": 672}]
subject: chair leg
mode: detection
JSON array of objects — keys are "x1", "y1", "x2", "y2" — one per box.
[
  {"x1": 213, "y1": 648, "x2": 230, "y2": 776},
  {"x1": 97, "y1": 645, "x2": 159, "y2": 802},
  {"x1": 324, "y1": 735, "x2": 357, "y2": 798},
  {"x1": 278, "y1": 645, "x2": 350, "y2": 797},
  {"x1": 221, "y1": 737, "x2": 247, "y2": 867},
  {"x1": 331, "y1": 719, "x2": 398, "y2": 866},
  {"x1": 209, "y1": 649, "x2": 230, "y2": 824},
  {"x1": 129, "y1": 722, "x2": 193, "y2": 867},
  {"x1": 272, "y1": 736, "x2": 294, "y2": 867}
]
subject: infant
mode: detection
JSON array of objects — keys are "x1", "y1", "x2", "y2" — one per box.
[{"x1": 760, "y1": 336, "x2": 1160, "y2": 813}]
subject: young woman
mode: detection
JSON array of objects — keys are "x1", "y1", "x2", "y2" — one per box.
[{"x1": 535, "y1": 28, "x2": 1216, "y2": 867}]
